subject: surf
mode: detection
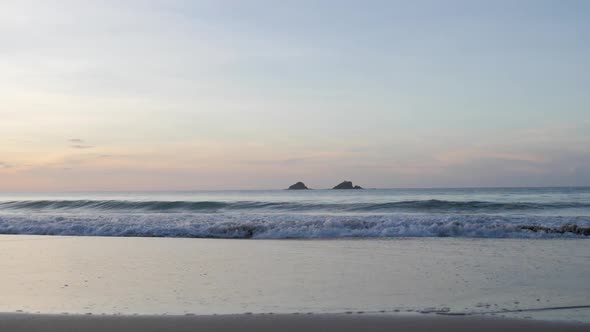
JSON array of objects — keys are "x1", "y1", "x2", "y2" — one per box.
[{"x1": 1, "y1": 199, "x2": 589, "y2": 213}]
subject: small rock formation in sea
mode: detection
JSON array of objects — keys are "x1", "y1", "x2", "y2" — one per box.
[
  {"x1": 332, "y1": 181, "x2": 363, "y2": 189},
  {"x1": 287, "y1": 182, "x2": 309, "y2": 190}
]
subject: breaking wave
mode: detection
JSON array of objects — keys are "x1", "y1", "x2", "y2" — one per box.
[
  {"x1": 0, "y1": 213, "x2": 588, "y2": 239},
  {"x1": 1, "y1": 199, "x2": 589, "y2": 213}
]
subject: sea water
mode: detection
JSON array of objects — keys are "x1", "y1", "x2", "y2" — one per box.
[{"x1": 0, "y1": 187, "x2": 589, "y2": 239}]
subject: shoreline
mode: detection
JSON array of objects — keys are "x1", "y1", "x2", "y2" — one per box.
[{"x1": 1, "y1": 313, "x2": 588, "y2": 332}]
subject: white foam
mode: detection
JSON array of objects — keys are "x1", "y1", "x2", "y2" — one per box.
[{"x1": 0, "y1": 213, "x2": 587, "y2": 239}]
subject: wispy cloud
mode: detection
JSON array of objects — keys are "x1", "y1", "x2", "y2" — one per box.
[
  {"x1": 241, "y1": 157, "x2": 311, "y2": 166},
  {"x1": 68, "y1": 138, "x2": 85, "y2": 143},
  {"x1": 436, "y1": 149, "x2": 546, "y2": 166},
  {"x1": 0, "y1": 161, "x2": 14, "y2": 169},
  {"x1": 70, "y1": 144, "x2": 94, "y2": 149},
  {"x1": 67, "y1": 138, "x2": 94, "y2": 149}
]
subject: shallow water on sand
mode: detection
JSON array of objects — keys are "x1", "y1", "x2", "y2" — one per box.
[{"x1": 0, "y1": 235, "x2": 588, "y2": 322}]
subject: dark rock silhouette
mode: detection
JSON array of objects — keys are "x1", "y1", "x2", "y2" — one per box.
[
  {"x1": 332, "y1": 181, "x2": 363, "y2": 189},
  {"x1": 518, "y1": 224, "x2": 589, "y2": 236},
  {"x1": 287, "y1": 182, "x2": 309, "y2": 190}
]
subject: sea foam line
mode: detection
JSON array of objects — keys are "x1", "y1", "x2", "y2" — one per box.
[{"x1": 0, "y1": 213, "x2": 588, "y2": 239}]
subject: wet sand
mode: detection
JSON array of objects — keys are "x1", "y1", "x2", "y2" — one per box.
[
  {"x1": 1, "y1": 313, "x2": 588, "y2": 332},
  {"x1": 1, "y1": 235, "x2": 589, "y2": 322}
]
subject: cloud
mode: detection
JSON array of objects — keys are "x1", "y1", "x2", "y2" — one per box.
[
  {"x1": 241, "y1": 157, "x2": 311, "y2": 166},
  {"x1": 96, "y1": 154, "x2": 132, "y2": 159},
  {"x1": 70, "y1": 144, "x2": 94, "y2": 149},
  {"x1": 67, "y1": 138, "x2": 94, "y2": 149},
  {"x1": 436, "y1": 149, "x2": 546, "y2": 167},
  {"x1": 0, "y1": 161, "x2": 14, "y2": 169}
]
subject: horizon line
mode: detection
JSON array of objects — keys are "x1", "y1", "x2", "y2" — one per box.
[{"x1": 1, "y1": 185, "x2": 589, "y2": 194}]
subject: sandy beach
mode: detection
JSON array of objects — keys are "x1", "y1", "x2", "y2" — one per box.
[
  {"x1": 1, "y1": 234, "x2": 588, "y2": 322},
  {"x1": 1, "y1": 313, "x2": 588, "y2": 332}
]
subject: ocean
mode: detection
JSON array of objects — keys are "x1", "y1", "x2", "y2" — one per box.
[{"x1": 0, "y1": 187, "x2": 589, "y2": 239}]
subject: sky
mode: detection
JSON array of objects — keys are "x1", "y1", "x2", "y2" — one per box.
[{"x1": 1, "y1": 0, "x2": 589, "y2": 191}]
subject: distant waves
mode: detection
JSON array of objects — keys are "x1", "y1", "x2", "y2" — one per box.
[{"x1": 1, "y1": 199, "x2": 590, "y2": 213}]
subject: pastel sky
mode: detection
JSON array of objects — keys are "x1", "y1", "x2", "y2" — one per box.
[{"x1": 1, "y1": 0, "x2": 589, "y2": 191}]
